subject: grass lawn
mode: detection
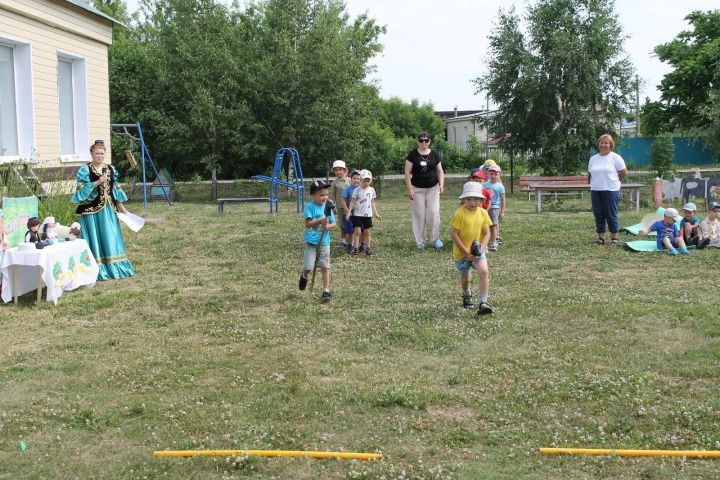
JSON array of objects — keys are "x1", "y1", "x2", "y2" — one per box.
[{"x1": 1, "y1": 191, "x2": 720, "y2": 479}]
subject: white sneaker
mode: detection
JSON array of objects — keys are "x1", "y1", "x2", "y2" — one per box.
[{"x1": 488, "y1": 242, "x2": 497, "y2": 252}]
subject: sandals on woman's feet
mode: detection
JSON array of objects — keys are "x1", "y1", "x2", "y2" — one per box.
[
  {"x1": 596, "y1": 238, "x2": 605, "y2": 245},
  {"x1": 610, "y1": 238, "x2": 620, "y2": 246}
]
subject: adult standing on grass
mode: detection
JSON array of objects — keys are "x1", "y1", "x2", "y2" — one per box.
[
  {"x1": 71, "y1": 140, "x2": 135, "y2": 280},
  {"x1": 588, "y1": 134, "x2": 627, "y2": 246},
  {"x1": 405, "y1": 132, "x2": 445, "y2": 249}
]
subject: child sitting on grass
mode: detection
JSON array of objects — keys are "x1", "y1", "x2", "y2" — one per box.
[
  {"x1": 640, "y1": 207, "x2": 689, "y2": 255},
  {"x1": 701, "y1": 201, "x2": 720, "y2": 248},
  {"x1": 450, "y1": 182, "x2": 494, "y2": 315},
  {"x1": 299, "y1": 180, "x2": 336, "y2": 303},
  {"x1": 680, "y1": 202, "x2": 709, "y2": 249},
  {"x1": 345, "y1": 169, "x2": 382, "y2": 256}
]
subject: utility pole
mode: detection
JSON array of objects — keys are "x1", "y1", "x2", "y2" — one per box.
[
  {"x1": 485, "y1": 94, "x2": 490, "y2": 160},
  {"x1": 635, "y1": 74, "x2": 640, "y2": 137}
]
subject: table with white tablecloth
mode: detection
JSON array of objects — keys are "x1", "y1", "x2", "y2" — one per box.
[{"x1": 1, "y1": 239, "x2": 99, "y2": 304}]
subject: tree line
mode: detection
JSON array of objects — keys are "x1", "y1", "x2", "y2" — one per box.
[
  {"x1": 475, "y1": 0, "x2": 719, "y2": 175},
  {"x1": 94, "y1": 0, "x2": 462, "y2": 180}
]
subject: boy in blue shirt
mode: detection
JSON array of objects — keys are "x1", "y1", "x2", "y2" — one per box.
[
  {"x1": 484, "y1": 164, "x2": 506, "y2": 251},
  {"x1": 299, "y1": 180, "x2": 336, "y2": 302},
  {"x1": 640, "y1": 207, "x2": 689, "y2": 255},
  {"x1": 680, "y1": 202, "x2": 710, "y2": 249}
]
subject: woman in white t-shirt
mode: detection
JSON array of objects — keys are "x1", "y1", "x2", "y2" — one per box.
[{"x1": 588, "y1": 134, "x2": 627, "y2": 246}]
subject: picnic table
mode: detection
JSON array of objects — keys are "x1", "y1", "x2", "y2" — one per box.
[{"x1": 533, "y1": 183, "x2": 645, "y2": 213}]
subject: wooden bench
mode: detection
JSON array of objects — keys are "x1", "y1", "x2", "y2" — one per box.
[
  {"x1": 217, "y1": 197, "x2": 270, "y2": 213},
  {"x1": 519, "y1": 175, "x2": 589, "y2": 200}
]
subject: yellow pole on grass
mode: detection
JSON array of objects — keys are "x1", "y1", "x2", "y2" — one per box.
[
  {"x1": 540, "y1": 447, "x2": 720, "y2": 458},
  {"x1": 153, "y1": 449, "x2": 383, "y2": 460}
]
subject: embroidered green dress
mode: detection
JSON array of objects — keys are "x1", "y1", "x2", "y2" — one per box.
[{"x1": 71, "y1": 163, "x2": 135, "y2": 280}]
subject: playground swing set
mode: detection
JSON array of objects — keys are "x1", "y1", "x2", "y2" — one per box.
[
  {"x1": 110, "y1": 121, "x2": 173, "y2": 209},
  {"x1": 217, "y1": 147, "x2": 306, "y2": 213}
]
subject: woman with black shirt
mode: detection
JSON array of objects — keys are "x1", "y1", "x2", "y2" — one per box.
[{"x1": 404, "y1": 132, "x2": 445, "y2": 249}]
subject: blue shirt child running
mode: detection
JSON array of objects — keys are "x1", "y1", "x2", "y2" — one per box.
[{"x1": 304, "y1": 201, "x2": 335, "y2": 246}]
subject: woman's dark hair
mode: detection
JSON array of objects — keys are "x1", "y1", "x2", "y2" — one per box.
[
  {"x1": 27, "y1": 217, "x2": 40, "y2": 228},
  {"x1": 416, "y1": 132, "x2": 430, "y2": 140}
]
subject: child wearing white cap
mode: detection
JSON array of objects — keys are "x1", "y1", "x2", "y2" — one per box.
[
  {"x1": 484, "y1": 164, "x2": 506, "y2": 251},
  {"x1": 450, "y1": 182, "x2": 494, "y2": 314},
  {"x1": 41, "y1": 216, "x2": 58, "y2": 243},
  {"x1": 640, "y1": 207, "x2": 689, "y2": 255},
  {"x1": 329, "y1": 160, "x2": 351, "y2": 248}
]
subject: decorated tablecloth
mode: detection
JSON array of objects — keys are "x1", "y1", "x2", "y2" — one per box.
[{"x1": 1, "y1": 239, "x2": 99, "y2": 304}]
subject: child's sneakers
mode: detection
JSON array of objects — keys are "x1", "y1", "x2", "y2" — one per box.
[
  {"x1": 679, "y1": 247, "x2": 690, "y2": 255},
  {"x1": 351, "y1": 247, "x2": 360, "y2": 257},
  {"x1": 299, "y1": 275, "x2": 308, "y2": 291},
  {"x1": 365, "y1": 248, "x2": 373, "y2": 256},
  {"x1": 477, "y1": 302, "x2": 494, "y2": 315},
  {"x1": 433, "y1": 239, "x2": 444, "y2": 249},
  {"x1": 321, "y1": 291, "x2": 332, "y2": 303},
  {"x1": 462, "y1": 294, "x2": 475, "y2": 309},
  {"x1": 698, "y1": 238, "x2": 711, "y2": 249},
  {"x1": 495, "y1": 237, "x2": 503, "y2": 245},
  {"x1": 488, "y1": 242, "x2": 498, "y2": 252},
  {"x1": 668, "y1": 247, "x2": 678, "y2": 256}
]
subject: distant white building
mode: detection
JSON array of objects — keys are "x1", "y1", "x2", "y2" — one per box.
[{"x1": 441, "y1": 109, "x2": 495, "y2": 149}]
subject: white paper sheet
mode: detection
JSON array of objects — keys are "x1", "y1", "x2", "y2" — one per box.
[{"x1": 117, "y1": 211, "x2": 145, "y2": 233}]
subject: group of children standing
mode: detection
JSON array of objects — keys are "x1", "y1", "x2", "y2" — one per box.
[{"x1": 298, "y1": 157, "x2": 507, "y2": 316}]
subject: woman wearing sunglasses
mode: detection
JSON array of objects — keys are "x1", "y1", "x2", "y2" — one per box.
[{"x1": 404, "y1": 132, "x2": 445, "y2": 249}]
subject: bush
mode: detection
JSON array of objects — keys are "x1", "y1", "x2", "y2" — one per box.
[{"x1": 650, "y1": 136, "x2": 675, "y2": 178}]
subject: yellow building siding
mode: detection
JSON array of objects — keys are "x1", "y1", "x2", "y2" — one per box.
[{"x1": 0, "y1": 0, "x2": 113, "y2": 166}]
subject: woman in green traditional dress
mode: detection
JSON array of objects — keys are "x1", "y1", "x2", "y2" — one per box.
[{"x1": 71, "y1": 140, "x2": 134, "y2": 280}]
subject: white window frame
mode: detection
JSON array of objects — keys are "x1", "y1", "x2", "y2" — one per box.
[
  {"x1": 57, "y1": 50, "x2": 89, "y2": 163},
  {"x1": 0, "y1": 36, "x2": 35, "y2": 164}
]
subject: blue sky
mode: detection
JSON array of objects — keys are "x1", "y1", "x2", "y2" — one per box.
[{"x1": 123, "y1": 0, "x2": 718, "y2": 110}]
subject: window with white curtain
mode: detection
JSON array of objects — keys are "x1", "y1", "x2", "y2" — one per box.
[
  {"x1": 0, "y1": 37, "x2": 33, "y2": 163},
  {"x1": 57, "y1": 53, "x2": 88, "y2": 161},
  {"x1": 0, "y1": 44, "x2": 19, "y2": 156},
  {"x1": 58, "y1": 58, "x2": 75, "y2": 155}
]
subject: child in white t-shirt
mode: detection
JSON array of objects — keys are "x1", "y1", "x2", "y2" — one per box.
[
  {"x1": 701, "y1": 201, "x2": 720, "y2": 248},
  {"x1": 345, "y1": 169, "x2": 382, "y2": 256}
]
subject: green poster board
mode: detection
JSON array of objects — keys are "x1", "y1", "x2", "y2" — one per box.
[{"x1": 1, "y1": 196, "x2": 39, "y2": 248}]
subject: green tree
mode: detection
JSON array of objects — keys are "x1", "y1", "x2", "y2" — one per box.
[
  {"x1": 641, "y1": 10, "x2": 720, "y2": 156},
  {"x1": 653, "y1": 10, "x2": 720, "y2": 132},
  {"x1": 104, "y1": 0, "x2": 384, "y2": 179},
  {"x1": 649, "y1": 135, "x2": 675, "y2": 179},
  {"x1": 473, "y1": 0, "x2": 635, "y2": 174}
]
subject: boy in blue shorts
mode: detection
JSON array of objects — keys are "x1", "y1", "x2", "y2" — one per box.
[
  {"x1": 341, "y1": 170, "x2": 362, "y2": 254},
  {"x1": 640, "y1": 207, "x2": 689, "y2": 255},
  {"x1": 450, "y1": 182, "x2": 494, "y2": 315},
  {"x1": 299, "y1": 180, "x2": 336, "y2": 302}
]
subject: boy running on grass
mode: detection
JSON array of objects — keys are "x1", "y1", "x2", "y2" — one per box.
[
  {"x1": 451, "y1": 182, "x2": 494, "y2": 315},
  {"x1": 299, "y1": 180, "x2": 336, "y2": 302}
]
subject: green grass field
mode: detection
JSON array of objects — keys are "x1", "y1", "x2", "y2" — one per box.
[{"x1": 2, "y1": 192, "x2": 720, "y2": 479}]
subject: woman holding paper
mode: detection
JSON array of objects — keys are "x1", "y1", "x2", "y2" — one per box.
[{"x1": 71, "y1": 140, "x2": 135, "y2": 280}]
